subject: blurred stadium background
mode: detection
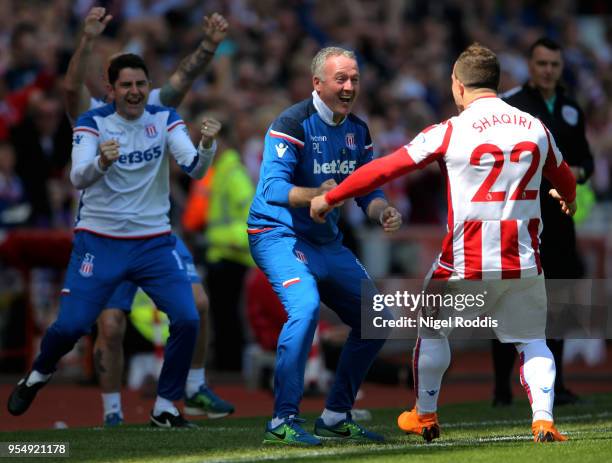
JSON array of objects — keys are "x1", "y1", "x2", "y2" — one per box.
[{"x1": 0, "y1": 0, "x2": 611, "y2": 433}]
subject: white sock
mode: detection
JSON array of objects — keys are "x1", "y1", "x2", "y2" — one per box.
[
  {"x1": 414, "y1": 337, "x2": 451, "y2": 414},
  {"x1": 202, "y1": 368, "x2": 207, "y2": 387},
  {"x1": 153, "y1": 396, "x2": 179, "y2": 417},
  {"x1": 270, "y1": 414, "x2": 295, "y2": 428},
  {"x1": 102, "y1": 392, "x2": 122, "y2": 417},
  {"x1": 185, "y1": 368, "x2": 205, "y2": 397},
  {"x1": 25, "y1": 370, "x2": 51, "y2": 386},
  {"x1": 321, "y1": 408, "x2": 347, "y2": 426},
  {"x1": 516, "y1": 340, "x2": 555, "y2": 422}
]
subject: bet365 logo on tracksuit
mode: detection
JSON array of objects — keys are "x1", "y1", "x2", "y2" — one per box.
[
  {"x1": 118, "y1": 146, "x2": 162, "y2": 164},
  {"x1": 313, "y1": 158, "x2": 356, "y2": 174}
]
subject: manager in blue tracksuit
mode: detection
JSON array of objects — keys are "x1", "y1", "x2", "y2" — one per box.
[{"x1": 248, "y1": 47, "x2": 402, "y2": 446}]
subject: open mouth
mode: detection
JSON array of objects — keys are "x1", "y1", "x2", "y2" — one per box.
[{"x1": 339, "y1": 94, "x2": 353, "y2": 104}]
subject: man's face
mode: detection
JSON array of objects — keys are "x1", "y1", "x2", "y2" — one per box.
[
  {"x1": 528, "y1": 45, "x2": 562, "y2": 94},
  {"x1": 313, "y1": 55, "x2": 360, "y2": 120},
  {"x1": 110, "y1": 67, "x2": 150, "y2": 120}
]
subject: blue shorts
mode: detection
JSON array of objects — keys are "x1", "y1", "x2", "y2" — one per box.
[{"x1": 105, "y1": 235, "x2": 200, "y2": 312}]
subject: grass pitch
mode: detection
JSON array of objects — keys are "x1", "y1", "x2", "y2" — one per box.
[{"x1": 3, "y1": 393, "x2": 611, "y2": 463}]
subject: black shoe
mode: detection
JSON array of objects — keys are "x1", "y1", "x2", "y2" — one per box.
[
  {"x1": 150, "y1": 410, "x2": 197, "y2": 428},
  {"x1": 7, "y1": 372, "x2": 50, "y2": 416},
  {"x1": 554, "y1": 388, "x2": 579, "y2": 406}
]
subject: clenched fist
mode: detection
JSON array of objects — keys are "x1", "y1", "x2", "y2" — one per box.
[
  {"x1": 202, "y1": 13, "x2": 229, "y2": 46},
  {"x1": 200, "y1": 117, "x2": 222, "y2": 148},
  {"x1": 99, "y1": 139, "x2": 120, "y2": 169}
]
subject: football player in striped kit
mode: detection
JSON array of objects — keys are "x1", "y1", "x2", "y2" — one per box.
[
  {"x1": 8, "y1": 54, "x2": 218, "y2": 428},
  {"x1": 311, "y1": 43, "x2": 576, "y2": 443}
]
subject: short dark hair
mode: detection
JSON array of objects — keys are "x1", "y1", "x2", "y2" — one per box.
[
  {"x1": 107, "y1": 54, "x2": 149, "y2": 86},
  {"x1": 454, "y1": 43, "x2": 500, "y2": 91},
  {"x1": 528, "y1": 37, "x2": 562, "y2": 58}
]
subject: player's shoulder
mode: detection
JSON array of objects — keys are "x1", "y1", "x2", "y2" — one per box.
[
  {"x1": 275, "y1": 99, "x2": 315, "y2": 125},
  {"x1": 419, "y1": 118, "x2": 454, "y2": 136},
  {"x1": 75, "y1": 103, "x2": 116, "y2": 129},
  {"x1": 500, "y1": 85, "x2": 523, "y2": 101},
  {"x1": 347, "y1": 113, "x2": 370, "y2": 131},
  {"x1": 269, "y1": 99, "x2": 314, "y2": 142},
  {"x1": 501, "y1": 84, "x2": 538, "y2": 110},
  {"x1": 145, "y1": 104, "x2": 183, "y2": 127},
  {"x1": 144, "y1": 104, "x2": 174, "y2": 115}
]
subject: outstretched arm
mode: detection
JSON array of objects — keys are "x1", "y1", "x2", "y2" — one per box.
[
  {"x1": 159, "y1": 13, "x2": 228, "y2": 107},
  {"x1": 310, "y1": 148, "x2": 416, "y2": 223},
  {"x1": 64, "y1": 7, "x2": 112, "y2": 121}
]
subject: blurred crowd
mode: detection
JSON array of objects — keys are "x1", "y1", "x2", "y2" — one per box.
[{"x1": 0, "y1": 0, "x2": 611, "y2": 231}]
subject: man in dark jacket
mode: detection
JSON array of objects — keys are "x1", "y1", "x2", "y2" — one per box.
[{"x1": 492, "y1": 37, "x2": 593, "y2": 406}]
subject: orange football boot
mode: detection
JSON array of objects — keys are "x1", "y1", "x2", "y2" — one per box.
[
  {"x1": 397, "y1": 408, "x2": 440, "y2": 442},
  {"x1": 532, "y1": 420, "x2": 568, "y2": 442}
]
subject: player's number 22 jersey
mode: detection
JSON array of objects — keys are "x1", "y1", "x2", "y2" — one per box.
[{"x1": 403, "y1": 97, "x2": 565, "y2": 279}]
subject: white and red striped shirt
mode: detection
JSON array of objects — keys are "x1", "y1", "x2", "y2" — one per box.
[{"x1": 326, "y1": 96, "x2": 576, "y2": 280}]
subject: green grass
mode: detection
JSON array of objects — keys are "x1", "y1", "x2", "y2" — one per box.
[{"x1": 3, "y1": 393, "x2": 611, "y2": 463}]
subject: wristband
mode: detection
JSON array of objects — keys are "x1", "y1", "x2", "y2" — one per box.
[{"x1": 199, "y1": 43, "x2": 216, "y2": 55}]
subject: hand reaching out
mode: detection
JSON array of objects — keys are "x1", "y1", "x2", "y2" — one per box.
[{"x1": 549, "y1": 189, "x2": 577, "y2": 216}]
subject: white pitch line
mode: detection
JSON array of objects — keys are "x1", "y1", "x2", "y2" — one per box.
[{"x1": 443, "y1": 410, "x2": 612, "y2": 429}]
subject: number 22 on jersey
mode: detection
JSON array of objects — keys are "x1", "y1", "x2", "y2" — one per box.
[{"x1": 470, "y1": 141, "x2": 540, "y2": 202}]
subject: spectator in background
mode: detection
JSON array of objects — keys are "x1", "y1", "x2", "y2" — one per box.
[
  {"x1": 5, "y1": 23, "x2": 42, "y2": 91},
  {"x1": 205, "y1": 124, "x2": 255, "y2": 371},
  {"x1": 10, "y1": 91, "x2": 72, "y2": 227},
  {"x1": 0, "y1": 141, "x2": 30, "y2": 227},
  {"x1": 493, "y1": 37, "x2": 594, "y2": 407}
]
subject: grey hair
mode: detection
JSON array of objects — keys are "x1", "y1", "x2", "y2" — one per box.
[{"x1": 311, "y1": 47, "x2": 357, "y2": 80}]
